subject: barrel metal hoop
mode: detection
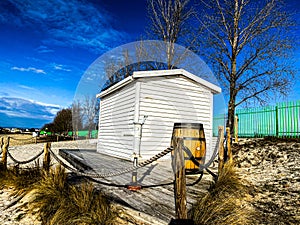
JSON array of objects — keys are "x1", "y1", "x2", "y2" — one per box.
[
  {"x1": 182, "y1": 137, "x2": 206, "y2": 141},
  {"x1": 184, "y1": 157, "x2": 204, "y2": 160},
  {"x1": 173, "y1": 123, "x2": 204, "y2": 129}
]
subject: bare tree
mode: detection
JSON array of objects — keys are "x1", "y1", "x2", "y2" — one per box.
[
  {"x1": 102, "y1": 49, "x2": 134, "y2": 90},
  {"x1": 101, "y1": 45, "x2": 173, "y2": 90},
  {"x1": 82, "y1": 95, "x2": 99, "y2": 138},
  {"x1": 147, "y1": 0, "x2": 195, "y2": 68},
  {"x1": 197, "y1": 0, "x2": 297, "y2": 134},
  {"x1": 72, "y1": 100, "x2": 83, "y2": 135}
]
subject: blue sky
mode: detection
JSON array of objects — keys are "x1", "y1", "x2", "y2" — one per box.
[
  {"x1": 0, "y1": 0, "x2": 147, "y2": 128},
  {"x1": 0, "y1": 0, "x2": 299, "y2": 128}
]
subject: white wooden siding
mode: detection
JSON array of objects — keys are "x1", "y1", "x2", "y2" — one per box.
[
  {"x1": 97, "y1": 82, "x2": 136, "y2": 159},
  {"x1": 97, "y1": 71, "x2": 219, "y2": 163},
  {"x1": 138, "y1": 76, "x2": 214, "y2": 162}
]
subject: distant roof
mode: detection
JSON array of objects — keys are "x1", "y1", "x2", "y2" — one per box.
[{"x1": 97, "y1": 69, "x2": 221, "y2": 98}]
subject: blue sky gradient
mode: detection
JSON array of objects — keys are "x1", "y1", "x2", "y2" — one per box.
[
  {"x1": 0, "y1": 0, "x2": 147, "y2": 128},
  {"x1": 0, "y1": 0, "x2": 299, "y2": 128}
]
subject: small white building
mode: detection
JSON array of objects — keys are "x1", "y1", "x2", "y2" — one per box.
[{"x1": 96, "y1": 69, "x2": 221, "y2": 161}]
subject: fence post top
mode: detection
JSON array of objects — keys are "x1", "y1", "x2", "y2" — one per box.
[
  {"x1": 4, "y1": 136, "x2": 10, "y2": 147},
  {"x1": 43, "y1": 142, "x2": 51, "y2": 148},
  {"x1": 218, "y1": 126, "x2": 224, "y2": 131}
]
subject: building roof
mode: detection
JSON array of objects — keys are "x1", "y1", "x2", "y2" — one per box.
[{"x1": 97, "y1": 69, "x2": 221, "y2": 98}]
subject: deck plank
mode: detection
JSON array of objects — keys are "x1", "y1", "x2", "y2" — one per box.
[{"x1": 59, "y1": 149, "x2": 215, "y2": 223}]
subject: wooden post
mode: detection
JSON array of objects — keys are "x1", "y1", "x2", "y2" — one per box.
[
  {"x1": 218, "y1": 126, "x2": 225, "y2": 175},
  {"x1": 35, "y1": 136, "x2": 37, "y2": 144},
  {"x1": 1, "y1": 137, "x2": 10, "y2": 170},
  {"x1": 226, "y1": 127, "x2": 233, "y2": 164},
  {"x1": 43, "y1": 142, "x2": 51, "y2": 171},
  {"x1": 0, "y1": 137, "x2": 4, "y2": 150},
  {"x1": 173, "y1": 138, "x2": 187, "y2": 220}
]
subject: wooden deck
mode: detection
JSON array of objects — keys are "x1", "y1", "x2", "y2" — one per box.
[{"x1": 59, "y1": 148, "x2": 217, "y2": 224}]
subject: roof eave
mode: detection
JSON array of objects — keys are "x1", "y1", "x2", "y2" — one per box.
[
  {"x1": 133, "y1": 69, "x2": 221, "y2": 94},
  {"x1": 96, "y1": 76, "x2": 134, "y2": 98}
]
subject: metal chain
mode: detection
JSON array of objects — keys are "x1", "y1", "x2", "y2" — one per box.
[
  {"x1": 7, "y1": 148, "x2": 44, "y2": 164},
  {"x1": 49, "y1": 147, "x2": 174, "y2": 178}
]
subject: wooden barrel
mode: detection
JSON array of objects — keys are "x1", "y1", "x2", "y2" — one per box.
[{"x1": 171, "y1": 123, "x2": 206, "y2": 173}]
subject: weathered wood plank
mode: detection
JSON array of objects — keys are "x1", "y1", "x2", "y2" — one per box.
[
  {"x1": 60, "y1": 148, "x2": 215, "y2": 223},
  {"x1": 173, "y1": 138, "x2": 187, "y2": 219}
]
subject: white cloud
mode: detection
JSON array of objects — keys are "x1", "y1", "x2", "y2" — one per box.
[
  {"x1": 28, "y1": 99, "x2": 60, "y2": 109},
  {"x1": 53, "y1": 64, "x2": 71, "y2": 72},
  {"x1": 11, "y1": 66, "x2": 46, "y2": 74},
  {"x1": 0, "y1": 83, "x2": 72, "y2": 109},
  {"x1": 0, "y1": 97, "x2": 60, "y2": 119},
  {"x1": 18, "y1": 85, "x2": 35, "y2": 90},
  {"x1": 36, "y1": 45, "x2": 54, "y2": 53}
]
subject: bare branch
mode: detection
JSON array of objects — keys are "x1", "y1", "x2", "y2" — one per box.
[{"x1": 197, "y1": 0, "x2": 297, "y2": 133}]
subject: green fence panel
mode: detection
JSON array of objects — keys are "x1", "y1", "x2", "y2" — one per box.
[
  {"x1": 213, "y1": 100, "x2": 300, "y2": 138},
  {"x1": 68, "y1": 130, "x2": 98, "y2": 138}
]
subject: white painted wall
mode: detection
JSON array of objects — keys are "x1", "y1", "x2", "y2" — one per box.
[
  {"x1": 137, "y1": 76, "x2": 213, "y2": 161},
  {"x1": 97, "y1": 81, "x2": 136, "y2": 160}
]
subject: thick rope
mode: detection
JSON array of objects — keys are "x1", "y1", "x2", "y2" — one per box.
[
  {"x1": 49, "y1": 149, "x2": 87, "y2": 175},
  {"x1": 7, "y1": 148, "x2": 44, "y2": 164},
  {"x1": 49, "y1": 147, "x2": 174, "y2": 178},
  {"x1": 50, "y1": 146, "x2": 202, "y2": 188},
  {"x1": 202, "y1": 130, "x2": 222, "y2": 170},
  {"x1": 186, "y1": 129, "x2": 222, "y2": 172}
]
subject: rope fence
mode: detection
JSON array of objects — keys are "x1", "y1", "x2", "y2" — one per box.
[
  {"x1": 1, "y1": 128, "x2": 225, "y2": 188},
  {"x1": 7, "y1": 149, "x2": 44, "y2": 165},
  {"x1": 0, "y1": 134, "x2": 73, "y2": 147},
  {"x1": 8, "y1": 136, "x2": 37, "y2": 145},
  {"x1": 1, "y1": 140, "x2": 220, "y2": 182},
  {"x1": 10, "y1": 136, "x2": 36, "y2": 141},
  {"x1": 0, "y1": 126, "x2": 232, "y2": 224}
]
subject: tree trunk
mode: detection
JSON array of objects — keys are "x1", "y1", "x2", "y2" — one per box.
[
  {"x1": 227, "y1": 96, "x2": 236, "y2": 136},
  {"x1": 226, "y1": 0, "x2": 239, "y2": 136}
]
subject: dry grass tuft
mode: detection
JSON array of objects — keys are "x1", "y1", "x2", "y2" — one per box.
[
  {"x1": 50, "y1": 183, "x2": 115, "y2": 225},
  {"x1": 1, "y1": 164, "x2": 115, "y2": 224},
  {"x1": 0, "y1": 163, "x2": 42, "y2": 195},
  {"x1": 28, "y1": 165, "x2": 69, "y2": 224},
  {"x1": 28, "y1": 165, "x2": 115, "y2": 225},
  {"x1": 209, "y1": 162, "x2": 249, "y2": 198},
  {"x1": 191, "y1": 162, "x2": 255, "y2": 225}
]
